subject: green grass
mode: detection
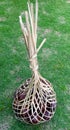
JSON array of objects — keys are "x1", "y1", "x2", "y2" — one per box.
[{"x1": 0, "y1": 0, "x2": 70, "y2": 130}]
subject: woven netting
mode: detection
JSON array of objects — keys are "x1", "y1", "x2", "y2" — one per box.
[
  {"x1": 12, "y1": 0, "x2": 57, "y2": 124},
  {"x1": 13, "y1": 74, "x2": 56, "y2": 124}
]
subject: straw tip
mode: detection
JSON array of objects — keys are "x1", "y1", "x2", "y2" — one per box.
[
  {"x1": 19, "y1": 15, "x2": 21, "y2": 18},
  {"x1": 44, "y1": 38, "x2": 47, "y2": 41},
  {"x1": 19, "y1": 16, "x2": 22, "y2": 22}
]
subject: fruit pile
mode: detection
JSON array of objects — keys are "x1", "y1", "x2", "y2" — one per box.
[{"x1": 13, "y1": 76, "x2": 56, "y2": 124}]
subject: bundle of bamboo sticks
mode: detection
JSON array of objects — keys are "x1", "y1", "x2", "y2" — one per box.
[{"x1": 19, "y1": 0, "x2": 46, "y2": 75}]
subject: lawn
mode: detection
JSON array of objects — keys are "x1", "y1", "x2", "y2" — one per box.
[{"x1": 0, "y1": 0, "x2": 70, "y2": 130}]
